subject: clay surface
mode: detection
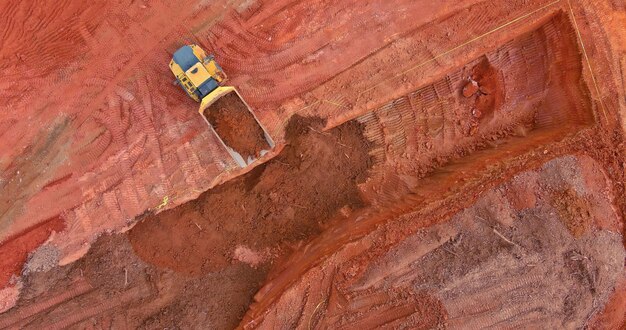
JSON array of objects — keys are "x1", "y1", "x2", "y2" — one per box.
[
  {"x1": 244, "y1": 156, "x2": 624, "y2": 329},
  {"x1": 1, "y1": 0, "x2": 626, "y2": 328}
]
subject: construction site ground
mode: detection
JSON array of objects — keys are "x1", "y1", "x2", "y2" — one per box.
[{"x1": 1, "y1": 0, "x2": 626, "y2": 329}]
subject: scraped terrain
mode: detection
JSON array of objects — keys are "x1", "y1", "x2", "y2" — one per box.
[
  {"x1": 0, "y1": 116, "x2": 372, "y2": 329},
  {"x1": 1, "y1": 0, "x2": 626, "y2": 329}
]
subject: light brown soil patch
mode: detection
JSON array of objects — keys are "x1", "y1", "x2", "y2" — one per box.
[{"x1": 550, "y1": 187, "x2": 593, "y2": 237}]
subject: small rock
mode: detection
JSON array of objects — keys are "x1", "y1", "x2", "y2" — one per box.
[
  {"x1": 472, "y1": 108, "x2": 482, "y2": 118},
  {"x1": 462, "y1": 80, "x2": 479, "y2": 97}
]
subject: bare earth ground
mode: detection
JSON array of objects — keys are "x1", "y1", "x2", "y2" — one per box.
[{"x1": 1, "y1": 0, "x2": 626, "y2": 329}]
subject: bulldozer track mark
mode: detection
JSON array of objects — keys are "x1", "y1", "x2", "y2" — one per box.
[
  {"x1": 566, "y1": 0, "x2": 609, "y2": 122},
  {"x1": 244, "y1": 0, "x2": 305, "y2": 28},
  {"x1": 226, "y1": 1, "x2": 483, "y2": 105},
  {"x1": 46, "y1": 286, "x2": 146, "y2": 330},
  {"x1": 217, "y1": 13, "x2": 278, "y2": 52},
  {"x1": 287, "y1": 1, "x2": 555, "y2": 127},
  {"x1": 357, "y1": 10, "x2": 594, "y2": 196},
  {"x1": 0, "y1": 279, "x2": 93, "y2": 329},
  {"x1": 356, "y1": 0, "x2": 561, "y2": 101}
]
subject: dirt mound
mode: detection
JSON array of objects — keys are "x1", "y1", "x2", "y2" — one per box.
[
  {"x1": 2, "y1": 0, "x2": 626, "y2": 328},
  {"x1": 129, "y1": 116, "x2": 372, "y2": 275},
  {"x1": 0, "y1": 115, "x2": 373, "y2": 328},
  {"x1": 204, "y1": 93, "x2": 271, "y2": 159},
  {"x1": 244, "y1": 156, "x2": 625, "y2": 329}
]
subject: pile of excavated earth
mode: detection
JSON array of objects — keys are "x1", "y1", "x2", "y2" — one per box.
[{"x1": 1, "y1": 0, "x2": 625, "y2": 329}]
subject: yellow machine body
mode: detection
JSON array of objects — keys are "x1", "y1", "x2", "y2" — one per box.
[
  {"x1": 198, "y1": 86, "x2": 276, "y2": 167},
  {"x1": 169, "y1": 44, "x2": 276, "y2": 168},
  {"x1": 169, "y1": 44, "x2": 226, "y2": 102}
]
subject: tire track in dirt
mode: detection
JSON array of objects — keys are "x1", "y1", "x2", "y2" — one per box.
[
  {"x1": 243, "y1": 155, "x2": 624, "y2": 329},
  {"x1": 357, "y1": 11, "x2": 592, "y2": 203},
  {"x1": 277, "y1": 0, "x2": 556, "y2": 133},
  {"x1": 0, "y1": 0, "x2": 238, "y2": 272},
  {"x1": 2, "y1": 0, "x2": 625, "y2": 327},
  {"x1": 46, "y1": 286, "x2": 146, "y2": 330},
  {"x1": 213, "y1": 0, "x2": 480, "y2": 105},
  {"x1": 238, "y1": 10, "x2": 603, "y2": 326},
  {"x1": 0, "y1": 279, "x2": 93, "y2": 329}
]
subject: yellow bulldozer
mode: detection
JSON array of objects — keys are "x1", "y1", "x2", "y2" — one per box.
[{"x1": 169, "y1": 44, "x2": 275, "y2": 167}]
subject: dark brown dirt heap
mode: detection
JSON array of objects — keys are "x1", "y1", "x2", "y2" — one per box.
[
  {"x1": 129, "y1": 116, "x2": 372, "y2": 275},
  {"x1": 4, "y1": 233, "x2": 269, "y2": 330},
  {"x1": 550, "y1": 187, "x2": 593, "y2": 238},
  {"x1": 0, "y1": 116, "x2": 373, "y2": 329},
  {"x1": 204, "y1": 93, "x2": 270, "y2": 159}
]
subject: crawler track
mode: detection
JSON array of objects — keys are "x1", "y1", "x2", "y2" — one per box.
[{"x1": 0, "y1": 0, "x2": 625, "y2": 328}]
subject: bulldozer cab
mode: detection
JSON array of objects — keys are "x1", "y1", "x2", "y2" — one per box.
[{"x1": 170, "y1": 45, "x2": 226, "y2": 101}]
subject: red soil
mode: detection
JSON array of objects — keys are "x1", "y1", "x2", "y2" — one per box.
[
  {"x1": 0, "y1": 217, "x2": 64, "y2": 288},
  {"x1": 1, "y1": 0, "x2": 626, "y2": 328},
  {"x1": 0, "y1": 117, "x2": 372, "y2": 328},
  {"x1": 129, "y1": 116, "x2": 371, "y2": 275},
  {"x1": 244, "y1": 155, "x2": 624, "y2": 329},
  {"x1": 204, "y1": 93, "x2": 270, "y2": 160}
]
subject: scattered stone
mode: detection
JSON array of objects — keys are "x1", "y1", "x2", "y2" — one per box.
[{"x1": 462, "y1": 79, "x2": 479, "y2": 97}]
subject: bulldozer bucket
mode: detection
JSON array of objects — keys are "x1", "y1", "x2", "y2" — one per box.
[{"x1": 199, "y1": 87, "x2": 275, "y2": 167}]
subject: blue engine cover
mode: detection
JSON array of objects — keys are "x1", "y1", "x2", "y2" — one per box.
[
  {"x1": 173, "y1": 45, "x2": 220, "y2": 99},
  {"x1": 172, "y1": 46, "x2": 199, "y2": 71}
]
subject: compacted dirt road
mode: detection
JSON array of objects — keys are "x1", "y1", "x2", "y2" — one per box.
[{"x1": 1, "y1": 0, "x2": 626, "y2": 328}]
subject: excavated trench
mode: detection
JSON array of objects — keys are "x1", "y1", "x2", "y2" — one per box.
[
  {"x1": 2, "y1": 3, "x2": 624, "y2": 329},
  {"x1": 358, "y1": 12, "x2": 593, "y2": 202},
  {"x1": 239, "y1": 11, "x2": 614, "y2": 327}
]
